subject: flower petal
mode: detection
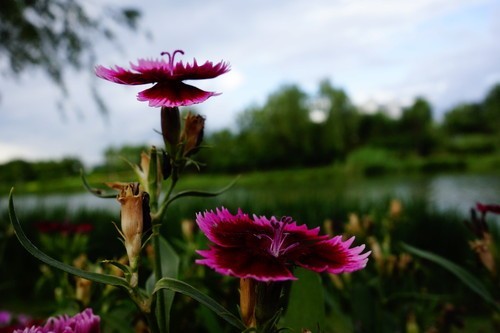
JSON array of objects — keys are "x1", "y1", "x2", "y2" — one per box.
[
  {"x1": 196, "y1": 246, "x2": 296, "y2": 282},
  {"x1": 95, "y1": 65, "x2": 158, "y2": 85},
  {"x1": 290, "y1": 236, "x2": 370, "y2": 274},
  {"x1": 137, "y1": 81, "x2": 220, "y2": 107},
  {"x1": 171, "y1": 59, "x2": 230, "y2": 80},
  {"x1": 196, "y1": 208, "x2": 273, "y2": 248}
]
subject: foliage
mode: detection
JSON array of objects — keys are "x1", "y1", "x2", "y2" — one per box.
[
  {"x1": 0, "y1": 158, "x2": 83, "y2": 182},
  {"x1": 0, "y1": 0, "x2": 141, "y2": 113}
]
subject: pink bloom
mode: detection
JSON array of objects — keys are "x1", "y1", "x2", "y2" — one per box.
[
  {"x1": 476, "y1": 202, "x2": 500, "y2": 215},
  {"x1": 195, "y1": 208, "x2": 370, "y2": 281},
  {"x1": 95, "y1": 50, "x2": 230, "y2": 107},
  {"x1": 14, "y1": 309, "x2": 100, "y2": 333}
]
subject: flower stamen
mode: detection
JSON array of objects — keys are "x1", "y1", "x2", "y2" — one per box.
[
  {"x1": 267, "y1": 216, "x2": 297, "y2": 257},
  {"x1": 161, "y1": 50, "x2": 185, "y2": 74}
]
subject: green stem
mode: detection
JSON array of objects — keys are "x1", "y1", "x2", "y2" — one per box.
[
  {"x1": 151, "y1": 172, "x2": 178, "y2": 333},
  {"x1": 153, "y1": 170, "x2": 178, "y2": 220},
  {"x1": 146, "y1": 310, "x2": 161, "y2": 333},
  {"x1": 152, "y1": 223, "x2": 167, "y2": 333}
]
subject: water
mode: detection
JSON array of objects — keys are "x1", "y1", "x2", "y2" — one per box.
[
  {"x1": 343, "y1": 173, "x2": 500, "y2": 215},
  {"x1": 1, "y1": 173, "x2": 499, "y2": 218}
]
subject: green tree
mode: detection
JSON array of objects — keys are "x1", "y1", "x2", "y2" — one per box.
[
  {"x1": 0, "y1": 159, "x2": 36, "y2": 182},
  {"x1": 237, "y1": 85, "x2": 314, "y2": 169},
  {"x1": 483, "y1": 83, "x2": 500, "y2": 134},
  {"x1": 99, "y1": 144, "x2": 149, "y2": 173},
  {"x1": 443, "y1": 102, "x2": 486, "y2": 134},
  {"x1": 0, "y1": 0, "x2": 141, "y2": 113},
  {"x1": 357, "y1": 111, "x2": 400, "y2": 149},
  {"x1": 399, "y1": 97, "x2": 435, "y2": 155},
  {"x1": 318, "y1": 79, "x2": 360, "y2": 160}
]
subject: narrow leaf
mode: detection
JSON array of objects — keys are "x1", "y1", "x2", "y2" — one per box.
[
  {"x1": 80, "y1": 170, "x2": 117, "y2": 198},
  {"x1": 165, "y1": 176, "x2": 240, "y2": 207},
  {"x1": 401, "y1": 242, "x2": 499, "y2": 311},
  {"x1": 153, "y1": 277, "x2": 246, "y2": 331},
  {"x1": 8, "y1": 189, "x2": 129, "y2": 288}
]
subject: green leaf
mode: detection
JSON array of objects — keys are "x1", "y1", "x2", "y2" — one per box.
[
  {"x1": 146, "y1": 236, "x2": 180, "y2": 333},
  {"x1": 8, "y1": 189, "x2": 129, "y2": 288},
  {"x1": 164, "y1": 176, "x2": 240, "y2": 208},
  {"x1": 80, "y1": 170, "x2": 117, "y2": 198},
  {"x1": 102, "y1": 259, "x2": 132, "y2": 275},
  {"x1": 401, "y1": 242, "x2": 499, "y2": 311},
  {"x1": 153, "y1": 277, "x2": 246, "y2": 331},
  {"x1": 283, "y1": 268, "x2": 326, "y2": 332}
]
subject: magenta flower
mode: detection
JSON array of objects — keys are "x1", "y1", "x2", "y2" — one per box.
[
  {"x1": 95, "y1": 50, "x2": 230, "y2": 107},
  {"x1": 14, "y1": 309, "x2": 100, "y2": 333},
  {"x1": 476, "y1": 202, "x2": 500, "y2": 215},
  {"x1": 195, "y1": 208, "x2": 370, "y2": 281}
]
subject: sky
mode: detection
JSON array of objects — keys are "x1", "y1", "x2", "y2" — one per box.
[{"x1": 1, "y1": 0, "x2": 499, "y2": 166}]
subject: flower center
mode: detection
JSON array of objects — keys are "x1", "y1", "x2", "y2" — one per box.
[
  {"x1": 266, "y1": 216, "x2": 299, "y2": 257},
  {"x1": 161, "y1": 50, "x2": 185, "y2": 74}
]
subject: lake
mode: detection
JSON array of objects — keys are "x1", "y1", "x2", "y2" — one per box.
[{"x1": 2, "y1": 173, "x2": 499, "y2": 219}]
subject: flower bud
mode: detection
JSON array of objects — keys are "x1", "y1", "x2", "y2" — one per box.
[
  {"x1": 108, "y1": 182, "x2": 150, "y2": 287},
  {"x1": 180, "y1": 113, "x2": 205, "y2": 157},
  {"x1": 75, "y1": 277, "x2": 92, "y2": 306}
]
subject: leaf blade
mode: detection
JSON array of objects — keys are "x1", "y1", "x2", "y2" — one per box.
[
  {"x1": 8, "y1": 188, "x2": 129, "y2": 288},
  {"x1": 401, "y1": 242, "x2": 499, "y2": 311},
  {"x1": 153, "y1": 277, "x2": 246, "y2": 331}
]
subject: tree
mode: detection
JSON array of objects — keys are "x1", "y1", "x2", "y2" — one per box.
[
  {"x1": 318, "y1": 79, "x2": 360, "y2": 160},
  {"x1": 357, "y1": 111, "x2": 400, "y2": 148},
  {"x1": 443, "y1": 102, "x2": 486, "y2": 134},
  {"x1": 483, "y1": 83, "x2": 500, "y2": 134},
  {"x1": 237, "y1": 85, "x2": 314, "y2": 169},
  {"x1": 398, "y1": 97, "x2": 435, "y2": 155},
  {"x1": 0, "y1": 0, "x2": 141, "y2": 112}
]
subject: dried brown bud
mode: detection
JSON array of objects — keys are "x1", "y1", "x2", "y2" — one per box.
[
  {"x1": 389, "y1": 199, "x2": 403, "y2": 219},
  {"x1": 108, "y1": 182, "x2": 149, "y2": 287},
  {"x1": 180, "y1": 113, "x2": 205, "y2": 156},
  {"x1": 470, "y1": 234, "x2": 496, "y2": 275}
]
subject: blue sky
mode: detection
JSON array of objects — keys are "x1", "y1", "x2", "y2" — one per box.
[{"x1": 1, "y1": 0, "x2": 499, "y2": 166}]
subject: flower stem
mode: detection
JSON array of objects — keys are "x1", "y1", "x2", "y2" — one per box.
[
  {"x1": 152, "y1": 223, "x2": 168, "y2": 333},
  {"x1": 151, "y1": 173, "x2": 178, "y2": 333},
  {"x1": 146, "y1": 310, "x2": 161, "y2": 333}
]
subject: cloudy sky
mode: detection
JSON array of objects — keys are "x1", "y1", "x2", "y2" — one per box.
[{"x1": 1, "y1": 0, "x2": 499, "y2": 166}]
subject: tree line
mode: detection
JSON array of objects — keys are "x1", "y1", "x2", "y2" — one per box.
[
  {"x1": 196, "y1": 80, "x2": 500, "y2": 173},
  {"x1": 1, "y1": 80, "x2": 499, "y2": 181},
  {"x1": 0, "y1": 158, "x2": 83, "y2": 182}
]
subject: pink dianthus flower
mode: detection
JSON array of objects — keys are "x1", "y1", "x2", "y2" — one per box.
[
  {"x1": 14, "y1": 308, "x2": 100, "y2": 333},
  {"x1": 196, "y1": 208, "x2": 370, "y2": 281},
  {"x1": 95, "y1": 50, "x2": 230, "y2": 107}
]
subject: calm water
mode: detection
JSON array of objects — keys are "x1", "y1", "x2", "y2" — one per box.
[{"x1": 1, "y1": 173, "x2": 499, "y2": 218}]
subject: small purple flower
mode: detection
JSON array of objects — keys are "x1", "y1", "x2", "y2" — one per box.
[
  {"x1": 196, "y1": 208, "x2": 370, "y2": 281},
  {"x1": 0, "y1": 311, "x2": 12, "y2": 326},
  {"x1": 13, "y1": 308, "x2": 100, "y2": 333},
  {"x1": 95, "y1": 50, "x2": 230, "y2": 107}
]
